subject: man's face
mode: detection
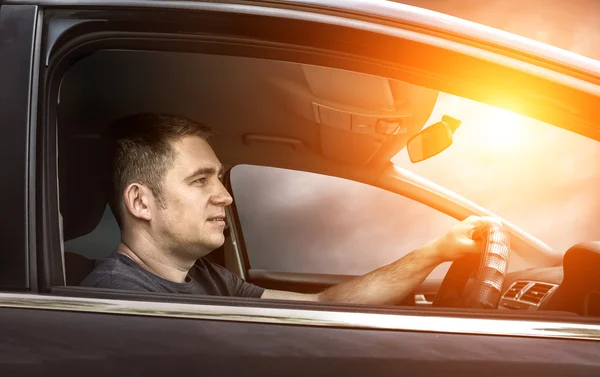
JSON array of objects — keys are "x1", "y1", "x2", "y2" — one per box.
[{"x1": 151, "y1": 135, "x2": 233, "y2": 258}]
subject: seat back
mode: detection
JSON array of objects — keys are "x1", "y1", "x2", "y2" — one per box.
[{"x1": 65, "y1": 252, "x2": 96, "y2": 286}]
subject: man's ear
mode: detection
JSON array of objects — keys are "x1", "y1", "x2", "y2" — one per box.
[{"x1": 122, "y1": 183, "x2": 153, "y2": 221}]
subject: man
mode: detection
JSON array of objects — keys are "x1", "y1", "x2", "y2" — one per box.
[{"x1": 81, "y1": 113, "x2": 501, "y2": 304}]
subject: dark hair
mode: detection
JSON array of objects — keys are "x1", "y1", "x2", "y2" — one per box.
[{"x1": 107, "y1": 113, "x2": 212, "y2": 227}]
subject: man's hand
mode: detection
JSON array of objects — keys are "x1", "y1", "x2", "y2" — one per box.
[{"x1": 427, "y1": 216, "x2": 504, "y2": 263}]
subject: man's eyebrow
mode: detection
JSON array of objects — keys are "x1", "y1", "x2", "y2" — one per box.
[{"x1": 186, "y1": 165, "x2": 224, "y2": 180}]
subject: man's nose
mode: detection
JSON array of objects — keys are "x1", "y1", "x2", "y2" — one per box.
[{"x1": 212, "y1": 181, "x2": 233, "y2": 206}]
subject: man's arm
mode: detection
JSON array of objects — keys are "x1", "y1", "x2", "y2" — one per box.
[{"x1": 260, "y1": 216, "x2": 501, "y2": 305}]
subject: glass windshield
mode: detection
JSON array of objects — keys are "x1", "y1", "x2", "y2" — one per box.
[{"x1": 393, "y1": 92, "x2": 600, "y2": 254}]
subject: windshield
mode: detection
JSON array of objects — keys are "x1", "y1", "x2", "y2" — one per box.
[{"x1": 393, "y1": 92, "x2": 600, "y2": 254}]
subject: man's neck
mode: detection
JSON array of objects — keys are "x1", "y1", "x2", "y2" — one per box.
[{"x1": 116, "y1": 230, "x2": 194, "y2": 283}]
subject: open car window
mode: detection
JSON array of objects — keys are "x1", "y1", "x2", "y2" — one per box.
[
  {"x1": 40, "y1": 3, "x2": 599, "y2": 326},
  {"x1": 57, "y1": 50, "x2": 563, "y2": 284}
]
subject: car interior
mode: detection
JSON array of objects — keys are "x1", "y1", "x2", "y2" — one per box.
[
  {"x1": 58, "y1": 50, "x2": 439, "y2": 288},
  {"x1": 46, "y1": 19, "x2": 600, "y2": 319}
]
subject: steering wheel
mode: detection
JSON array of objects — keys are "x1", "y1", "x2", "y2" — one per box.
[{"x1": 432, "y1": 224, "x2": 511, "y2": 309}]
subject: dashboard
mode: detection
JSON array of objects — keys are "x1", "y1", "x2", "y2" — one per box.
[
  {"x1": 499, "y1": 267, "x2": 562, "y2": 310},
  {"x1": 499, "y1": 241, "x2": 600, "y2": 316}
]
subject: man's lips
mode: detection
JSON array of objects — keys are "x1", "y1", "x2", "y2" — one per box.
[{"x1": 207, "y1": 215, "x2": 226, "y2": 222}]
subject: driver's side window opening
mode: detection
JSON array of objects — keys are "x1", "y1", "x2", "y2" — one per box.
[
  {"x1": 230, "y1": 165, "x2": 456, "y2": 278},
  {"x1": 56, "y1": 49, "x2": 448, "y2": 289},
  {"x1": 51, "y1": 43, "x2": 578, "y2": 316}
]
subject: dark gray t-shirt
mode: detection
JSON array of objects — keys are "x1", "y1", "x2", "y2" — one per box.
[{"x1": 80, "y1": 251, "x2": 264, "y2": 298}]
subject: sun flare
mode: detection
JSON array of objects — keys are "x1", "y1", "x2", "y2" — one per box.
[
  {"x1": 482, "y1": 109, "x2": 528, "y2": 149},
  {"x1": 458, "y1": 104, "x2": 534, "y2": 152}
]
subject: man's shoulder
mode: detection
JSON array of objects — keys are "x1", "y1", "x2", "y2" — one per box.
[
  {"x1": 80, "y1": 252, "x2": 158, "y2": 292},
  {"x1": 195, "y1": 257, "x2": 236, "y2": 278},
  {"x1": 194, "y1": 257, "x2": 265, "y2": 298}
]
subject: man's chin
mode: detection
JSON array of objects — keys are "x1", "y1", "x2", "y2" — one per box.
[
  {"x1": 170, "y1": 233, "x2": 226, "y2": 260},
  {"x1": 203, "y1": 234, "x2": 226, "y2": 251}
]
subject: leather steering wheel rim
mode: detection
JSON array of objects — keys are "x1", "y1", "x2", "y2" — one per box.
[{"x1": 432, "y1": 224, "x2": 511, "y2": 309}]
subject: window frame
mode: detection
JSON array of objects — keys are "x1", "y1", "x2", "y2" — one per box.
[
  {"x1": 32, "y1": 3, "x2": 600, "y2": 336},
  {"x1": 0, "y1": 4, "x2": 41, "y2": 291}
]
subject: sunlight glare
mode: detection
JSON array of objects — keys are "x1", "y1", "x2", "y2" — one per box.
[{"x1": 464, "y1": 105, "x2": 532, "y2": 151}]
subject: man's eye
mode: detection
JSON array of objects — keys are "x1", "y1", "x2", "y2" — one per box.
[{"x1": 194, "y1": 178, "x2": 207, "y2": 185}]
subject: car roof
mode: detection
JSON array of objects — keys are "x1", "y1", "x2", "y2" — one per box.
[
  {"x1": 291, "y1": 0, "x2": 600, "y2": 79},
  {"x1": 10, "y1": 0, "x2": 600, "y2": 81}
]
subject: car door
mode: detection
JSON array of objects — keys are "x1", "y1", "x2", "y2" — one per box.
[{"x1": 1, "y1": 1, "x2": 600, "y2": 376}]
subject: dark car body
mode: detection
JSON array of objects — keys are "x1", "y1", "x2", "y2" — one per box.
[{"x1": 1, "y1": 1, "x2": 600, "y2": 376}]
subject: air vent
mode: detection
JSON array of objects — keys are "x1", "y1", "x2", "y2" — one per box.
[
  {"x1": 519, "y1": 283, "x2": 556, "y2": 305},
  {"x1": 503, "y1": 281, "x2": 529, "y2": 300}
]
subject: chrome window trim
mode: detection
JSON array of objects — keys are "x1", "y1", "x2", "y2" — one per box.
[{"x1": 1, "y1": 292, "x2": 600, "y2": 341}]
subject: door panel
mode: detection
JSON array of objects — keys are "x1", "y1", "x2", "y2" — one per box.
[{"x1": 0, "y1": 306, "x2": 598, "y2": 376}]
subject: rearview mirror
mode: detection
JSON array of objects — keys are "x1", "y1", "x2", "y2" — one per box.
[{"x1": 407, "y1": 115, "x2": 461, "y2": 163}]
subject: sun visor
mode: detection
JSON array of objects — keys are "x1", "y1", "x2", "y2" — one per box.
[
  {"x1": 270, "y1": 65, "x2": 438, "y2": 165},
  {"x1": 303, "y1": 65, "x2": 399, "y2": 109}
]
